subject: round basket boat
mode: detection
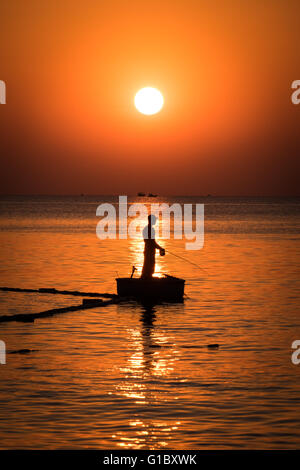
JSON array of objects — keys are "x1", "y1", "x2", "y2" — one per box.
[{"x1": 116, "y1": 274, "x2": 185, "y2": 302}]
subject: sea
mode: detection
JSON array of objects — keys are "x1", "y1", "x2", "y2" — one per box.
[{"x1": 0, "y1": 195, "x2": 299, "y2": 449}]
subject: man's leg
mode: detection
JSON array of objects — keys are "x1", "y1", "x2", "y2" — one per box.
[{"x1": 141, "y1": 253, "x2": 155, "y2": 279}]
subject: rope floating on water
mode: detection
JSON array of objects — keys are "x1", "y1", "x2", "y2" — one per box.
[
  {"x1": 0, "y1": 297, "x2": 119, "y2": 324},
  {"x1": 0, "y1": 286, "x2": 117, "y2": 299}
]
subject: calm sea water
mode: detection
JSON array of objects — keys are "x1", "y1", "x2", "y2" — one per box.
[{"x1": 0, "y1": 196, "x2": 300, "y2": 449}]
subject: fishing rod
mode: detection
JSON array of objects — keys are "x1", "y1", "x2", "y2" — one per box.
[{"x1": 165, "y1": 249, "x2": 209, "y2": 274}]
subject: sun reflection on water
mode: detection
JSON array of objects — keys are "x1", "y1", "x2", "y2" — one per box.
[{"x1": 112, "y1": 303, "x2": 181, "y2": 449}]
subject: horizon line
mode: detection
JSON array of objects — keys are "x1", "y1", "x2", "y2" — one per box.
[{"x1": 0, "y1": 193, "x2": 299, "y2": 198}]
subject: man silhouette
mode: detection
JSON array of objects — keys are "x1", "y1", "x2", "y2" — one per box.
[{"x1": 141, "y1": 214, "x2": 165, "y2": 279}]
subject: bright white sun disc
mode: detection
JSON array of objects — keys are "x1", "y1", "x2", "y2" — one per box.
[{"x1": 134, "y1": 87, "x2": 164, "y2": 115}]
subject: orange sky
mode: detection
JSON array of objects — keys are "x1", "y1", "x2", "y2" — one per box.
[{"x1": 0, "y1": 0, "x2": 299, "y2": 195}]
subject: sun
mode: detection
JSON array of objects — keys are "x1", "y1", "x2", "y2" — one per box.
[{"x1": 134, "y1": 87, "x2": 164, "y2": 115}]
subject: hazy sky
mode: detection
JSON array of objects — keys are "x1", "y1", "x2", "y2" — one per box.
[{"x1": 0, "y1": 0, "x2": 299, "y2": 195}]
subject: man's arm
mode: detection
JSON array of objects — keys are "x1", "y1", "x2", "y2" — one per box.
[{"x1": 154, "y1": 240, "x2": 165, "y2": 255}]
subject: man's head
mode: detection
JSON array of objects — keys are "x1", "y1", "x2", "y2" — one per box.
[{"x1": 148, "y1": 214, "x2": 157, "y2": 226}]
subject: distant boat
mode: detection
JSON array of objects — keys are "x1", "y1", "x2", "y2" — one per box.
[
  {"x1": 147, "y1": 193, "x2": 157, "y2": 197},
  {"x1": 116, "y1": 274, "x2": 185, "y2": 302},
  {"x1": 137, "y1": 192, "x2": 145, "y2": 196}
]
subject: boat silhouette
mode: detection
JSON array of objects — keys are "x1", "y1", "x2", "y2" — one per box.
[{"x1": 116, "y1": 274, "x2": 185, "y2": 302}]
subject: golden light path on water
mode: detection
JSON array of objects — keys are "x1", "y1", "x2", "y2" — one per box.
[
  {"x1": 113, "y1": 305, "x2": 181, "y2": 448},
  {"x1": 114, "y1": 234, "x2": 179, "y2": 448}
]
